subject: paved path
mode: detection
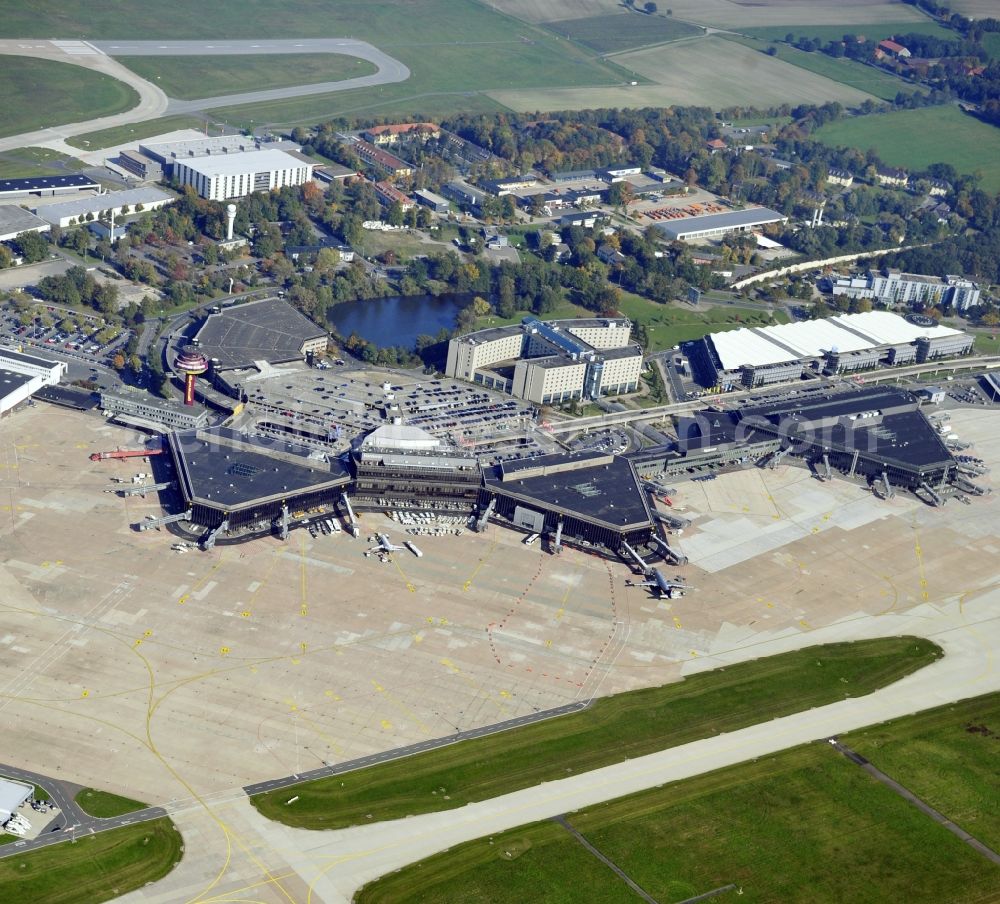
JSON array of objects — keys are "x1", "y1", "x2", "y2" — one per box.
[
  {"x1": 0, "y1": 38, "x2": 410, "y2": 155},
  {"x1": 112, "y1": 590, "x2": 1000, "y2": 903}
]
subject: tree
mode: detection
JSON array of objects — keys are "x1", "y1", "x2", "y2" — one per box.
[
  {"x1": 112, "y1": 352, "x2": 126, "y2": 371},
  {"x1": 470, "y1": 296, "x2": 492, "y2": 318},
  {"x1": 0, "y1": 245, "x2": 11, "y2": 269},
  {"x1": 644, "y1": 1, "x2": 657, "y2": 11},
  {"x1": 387, "y1": 201, "x2": 405, "y2": 227},
  {"x1": 11, "y1": 231, "x2": 48, "y2": 263}
]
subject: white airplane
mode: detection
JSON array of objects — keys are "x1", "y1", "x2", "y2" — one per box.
[
  {"x1": 626, "y1": 570, "x2": 694, "y2": 600},
  {"x1": 369, "y1": 532, "x2": 405, "y2": 553}
]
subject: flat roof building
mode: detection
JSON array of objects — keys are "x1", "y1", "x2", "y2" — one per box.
[
  {"x1": 0, "y1": 205, "x2": 51, "y2": 242},
  {"x1": 173, "y1": 149, "x2": 314, "y2": 201},
  {"x1": 117, "y1": 149, "x2": 163, "y2": 182},
  {"x1": 446, "y1": 317, "x2": 642, "y2": 405},
  {"x1": 0, "y1": 346, "x2": 65, "y2": 417},
  {"x1": 192, "y1": 297, "x2": 327, "y2": 371},
  {"x1": 691, "y1": 311, "x2": 973, "y2": 388},
  {"x1": 33, "y1": 187, "x2": 173, "y2": 228},
  {"x1": 0, "y1": 174, "x2": 100, "y2": 200},
  {"x1": 100, "y1": 391, "x2": 211, "y2": 433},
  {"x1": 480, "y1": 450, "x2": 655, "y2": 556},
  {"x1": 654, "y1": 207, "x2": 787, "y2": 241}
]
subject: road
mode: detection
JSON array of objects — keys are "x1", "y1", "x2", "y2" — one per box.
[
  {"x1": 0, "y1": 762, "x2": 166, "y2": 859},
  {"x1": 0, "y1": 39, "x2": 410, "y2": 156},
  {"x1": 543, "y1": 355, "x2": 1000, "y2": 435}
]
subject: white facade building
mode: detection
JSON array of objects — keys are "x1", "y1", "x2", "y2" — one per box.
[
  {"x1": 0, "y1": 347, "x2": 65, "y2": 417},
  {"x1": 174, "y1": 150, "x2": 314, "y2": 201},
  {"x1": 446, "y1": 317, "x2": 642, "y2": 404}
]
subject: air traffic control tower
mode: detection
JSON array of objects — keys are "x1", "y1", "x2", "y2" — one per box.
[{"x1": 175, "y1": 346, "x2": 209, "y2": 406}]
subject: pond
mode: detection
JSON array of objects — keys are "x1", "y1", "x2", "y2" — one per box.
[{"x1": 326, "y1": 294, "x2": 469, "y2": 349}]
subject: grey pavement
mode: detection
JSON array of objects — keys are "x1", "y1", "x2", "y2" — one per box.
[
  {"x1": 113, "y1": 591, "x2": 1000, "y2": 903},
  {"x1": 0, "y1": 762, "x2": 166, "y2": 860},
  {"x1": 245, "y1": 700, "x2": 589, "y2": 796}
]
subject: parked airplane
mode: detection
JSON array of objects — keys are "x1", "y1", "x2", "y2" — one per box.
[
  {"x1": 625, "y1": 569, "x2": 693, "y2": 599},
  {"x1": 370, "y1": 532, "x2": 405, "y2": 554}
]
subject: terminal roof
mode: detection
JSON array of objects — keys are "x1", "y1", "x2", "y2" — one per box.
[
  {"x1": 171, "y1": 426, "x2": 350, "y2": 509},
  {"x1": 486, "y1": 450, "x2": 651, "y2": 528}
]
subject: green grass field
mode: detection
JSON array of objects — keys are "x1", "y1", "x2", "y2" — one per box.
[
  {"x1": 982, "y1": 33, "x2": 1000, "y2": 61},
  {"x1": 543, "y1": 12, "x2": 703, "y2": 54},
  {"x1": 75, "y1": 789, "x2": 147, "y2": 819},
  {"x1": 0, "y1": 147, "x2": 87, "y2": 178},
  {"x1": 250, "y1": 636, "x2": 940, "y2": 830},
  {"x1": 0, "y1": 57, "x2": 138, "y2": 139},
  {"x1": 358, "y1": 695, "x2": 1000, "y2": 904},
  {"x1": 0, "y1": 819, "x2": 181, "y2": 904},
  {"x1": 973, "y1": 333, "x2": 1000, "y2": 355},
  {"x1": 64, "y1": 115, "x2": 216, "y2": 152},
  {"x1": 116, "y1": 53, "x2": 378, "y2": 101},
  {"x1": 845, "y1": 693, "x2": 1000, "y2": 850},
  {"x1": 617, "y1": 293, "x2": 790, "y2": 352},
  {"x1": 206, "y1": 35, "x2": 625, "y2": 128},
  {"x1": 742, "y1": 20, "x2": 956, "y2": 44},
  {"x1": 814, "y1": 106, "x2": 1000, "y2": 193},
  {"x1": 726, "y1": 37, "x2": 922, "y2": 102}
]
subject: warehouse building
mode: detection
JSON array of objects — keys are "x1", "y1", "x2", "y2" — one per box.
[
  {"x1": 0, "y1": 347, "x2": 65, "y2": 417},
  {"x1": 0, "y1": 174, "x2": 99, "y2": 200},
  {"x1": 0, "y1": 206, "x2": 51, "y2": 242},
  {"x1": 446, "y1": 317, "x2": 642, "y2": 404},
  {"x1": 173, "y1": 149, "x2": 314, "y2": 201},
  {"x1": 654, "y1": 207, "x2": 787, "y2": 241},
  {"x1": 117, "y1": 149, "x2": 164, "y2": 182},
  {"x1": 139, "y1": 136, "x2": 267, "y2": 177},
  {"x1": 0, "y1": 778, "x2": 33, "y2": 823},
  {"x1": 33, "y1": 187, "x2": 173, "y2": 228},
  {"x1": 691, "y1": 311, "x2": 973, "y2": 389}
]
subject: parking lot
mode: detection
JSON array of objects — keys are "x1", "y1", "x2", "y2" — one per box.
[
  {"x1": 0, "y1": 301, "x2": 132, "y2": 373},
  {"x1": 233, "y1": 366, "x2": 544, "y2": 456}
]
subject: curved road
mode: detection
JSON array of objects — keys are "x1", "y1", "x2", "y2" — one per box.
[{"x1": 0, "y1": 38, "x2": 410, "y2": 154}]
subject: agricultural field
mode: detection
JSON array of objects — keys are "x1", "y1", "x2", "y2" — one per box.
[
  {"x1": 947, "y1": 0, "x2": 1000, "y2": 14},
  {"x1": 116, "y1": 53, "x2": 377, "y2": 101},
  {"x1": 250, "y1": 637, "x2": 939, "y2": 829},
  {"x1": 814, "y1": 106, "x2": 1000, "y2": 193},
  {"x1": 727, "y1": 36, "x2": 924, "y2": 101},
  {"x1": 983, "y1": 33, "x2": 1000, "y2": 62},
  {"x1": 494, "y1": 0, "x2": 931, "y2": 29},
  {"x1": 742, "y1": 19, "x2": 956, "y2": 43},
  {"x1": 0, "y1": 819, "x2": 181, "y2": 904},
  {"x1": 0, "y1": 56, "x2": 138, "y2": 139},
  {"x1": 357, "y1": 697, "x2": 1000, "y2": 904},
  {"x1": 492, "y1": 36, "x2": 874, "y2": 114},
  {"x1": 542, "y1": 12, "x2": 703, "y2": 54}
]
